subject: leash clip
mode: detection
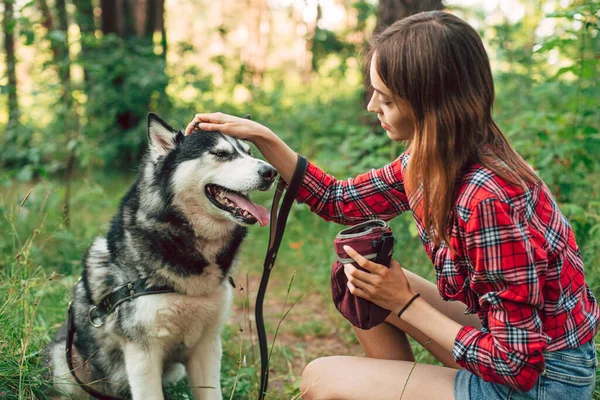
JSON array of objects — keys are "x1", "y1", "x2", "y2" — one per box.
[{"x1": 88, "y1": 305, "x2": 104, "y2": 328}]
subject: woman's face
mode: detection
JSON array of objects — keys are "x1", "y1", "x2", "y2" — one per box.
[{"x1": 367, "y1": 55, "x2": 415, "y2": 141}]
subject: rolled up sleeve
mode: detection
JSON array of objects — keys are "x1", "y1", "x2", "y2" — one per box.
[{"x1": 295, "y1": 154, "x2": 410, "y2": 225}]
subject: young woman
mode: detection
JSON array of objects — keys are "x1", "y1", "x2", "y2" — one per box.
[{"x1": 185, "y1": 11, "x2": 598, "y2": 400}]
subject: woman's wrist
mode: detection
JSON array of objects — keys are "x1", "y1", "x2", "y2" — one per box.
[
  {"x1": 253, "y1": 126, "x2": 277, "y2": 146},
  {"x1": 251, "y1": 127, "x2": 299, "y2": 183},
  {"x1": 396, "y1": 296, "x2": 463, "y2": 353},
  {"x1": 392, "y1": 291, "x2": 420, "y2": 318},
  {"x1": 395, "y1": 293, "x2": 421, "y2": 318}
]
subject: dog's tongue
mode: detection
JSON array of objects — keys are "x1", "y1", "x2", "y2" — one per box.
[{"x1": 225, "y1": 192, "x2": 270, "y2": 227}]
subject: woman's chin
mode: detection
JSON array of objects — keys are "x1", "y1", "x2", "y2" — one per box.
[
  {"x1": 386, "y1": 129, "x2": 413, "y2": 142},
  {"x1": 385, "y1": 130, "x2": 403, "y2": 141}
]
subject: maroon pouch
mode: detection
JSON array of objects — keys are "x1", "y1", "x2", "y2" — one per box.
[{"x1": 332, "y1": 220, "x2": 395, "y2": 330}]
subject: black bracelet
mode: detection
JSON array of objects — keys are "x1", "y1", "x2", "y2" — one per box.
[{"x1": 396, "y1": 293, "x2": 421, "y2": 319}]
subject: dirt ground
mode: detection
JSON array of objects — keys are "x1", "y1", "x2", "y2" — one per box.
[{"x1": 227, "y1": 274, "x2": 364, "y2": 395}]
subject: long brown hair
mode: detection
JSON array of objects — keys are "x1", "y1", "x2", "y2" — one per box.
[{"x1": 367, "y1": 11, "x2": 541, "y2": 246}]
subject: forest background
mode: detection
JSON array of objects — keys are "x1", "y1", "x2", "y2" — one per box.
[{"x1": 1, "y1": 0, "x2": 599, "y2": 399}]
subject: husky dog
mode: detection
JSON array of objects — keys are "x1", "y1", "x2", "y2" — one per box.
[{"x1": 44, "y1": 113, "x2": 276, "y2": 399}]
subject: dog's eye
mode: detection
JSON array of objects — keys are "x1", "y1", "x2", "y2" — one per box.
[{"x1": 211, "y1": 150, "x2": 229, "y2": 158}]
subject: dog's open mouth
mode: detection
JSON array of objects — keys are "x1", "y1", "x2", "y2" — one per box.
[{"x1": 205, "y1": 184, "x2": 270, "y2": 226}]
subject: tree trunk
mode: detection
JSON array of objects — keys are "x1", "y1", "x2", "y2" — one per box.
[
  {"x1": 3, "y1": 0, "x2": 19, "y2": 126},
  {"x1": 144, "y1": 0, "x2": 166, "y2": 57},
  {"x1": 100, "y1": 0, "x2": 122, "y2": 36},
  {"x1": 55, "y1": 0, "x2": 71, "y2": 84},
  {"x1": 122, "y1": 0, "x2": 137, "y2": 38},
  {"x1": 39, "y1": 0, "x2": 76, "y2": 227},
  {"x1": 38, "y1": 0, "x2": 71, "y2": 84},
  {"x1": 158, "y1": 0, "x2": 167, "y2": 59},
  {"x1": 56, "y1": 0, "x2": 76, "y2": 228},
  {"x1": 72, "y1": 0, "x2": 95, "y2": 82},
  {"x1": 98, "y1": 0, "x2": 167, "y2": 134},
  {"x1": 374, "y1": 0, "x2": 444, "y2": 36},
  {"x1": 242, "y1": 0, "x2": 271, "y2": 85},
  {"x1": 293, "y1": 1, "x2": 321, "y2": 83}
]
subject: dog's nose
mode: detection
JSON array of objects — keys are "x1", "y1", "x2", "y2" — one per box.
[{"x1": 259, "y1": 165, "x2": 277, "y2": 181}]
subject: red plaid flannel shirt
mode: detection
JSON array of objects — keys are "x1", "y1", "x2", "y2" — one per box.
[{"x1": 295, "y1": 152, "x2": 599, "y2": 392}]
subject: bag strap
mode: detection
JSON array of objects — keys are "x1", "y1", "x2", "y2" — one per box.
[{"x1": 256, "y1": 154, "x2": 308, "y2": 400}]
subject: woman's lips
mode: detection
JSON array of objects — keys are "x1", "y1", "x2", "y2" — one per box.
[{"x1": 381, "y1": 122, "x2": 391, "y2": 130}]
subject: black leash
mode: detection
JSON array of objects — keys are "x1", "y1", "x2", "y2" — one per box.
[
  {"x1": 66, "y1": 302, "x2": 125, "y2": 400},
  {"x1": 256, "y1": 154, "x2": 308, "y2": 400},
  {"x1": 66, "y1": 279, "x2": 175, "y2": 400}
]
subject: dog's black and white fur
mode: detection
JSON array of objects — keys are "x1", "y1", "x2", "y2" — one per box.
[{"x1": 44, "y1": 113, "x2": 276, "y2": 399}]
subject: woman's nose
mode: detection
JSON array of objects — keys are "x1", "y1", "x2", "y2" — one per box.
[{"x1": 366, "y1": 92, "x2": 378, "y2": 113}]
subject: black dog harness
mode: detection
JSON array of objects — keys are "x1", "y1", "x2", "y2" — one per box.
[
  {"x1": 87, "y1": 279, "x2": 175, "y2": 328},
  {"x1": 255, "y1": 154, "x2": 307, "y2": 400},
  {"x1": 66, "y1": 277, "x2": 234, "y2": 399}
]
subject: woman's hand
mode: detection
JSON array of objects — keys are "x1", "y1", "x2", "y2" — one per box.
[
  {"x1": 185, "y1": 112, "x2": 273, "y2": 142},
  {"x1": 343, "y1": 245, "x2": 417, "y2": 314},
  {"x1": 186, "y1": 112, "x2": 299, "y2": 183}
]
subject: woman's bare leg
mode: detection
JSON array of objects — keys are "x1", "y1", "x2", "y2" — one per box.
[
  {"x1": 352, "y1": 320, "x2": 415, "y2": 361},
  {"x1": 300, "y1": 355, "x2": 457, "y2": 400},
  {"x1": 299, "y1": 267, "x2": 480, "y2": 398}
]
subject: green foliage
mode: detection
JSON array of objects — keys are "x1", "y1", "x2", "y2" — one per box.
[
  {"x1": 79, "y1": 34, "x2": 170, "y2": 167},
  {"x1": 1, "y1": 0, "x2": 600, "y2": 398},
  {"x1": 0, "y1": 193, "x2": 75, "y2": 399},
  {"x1": 311, "y1": 28, "x2": 355, "y2": 75}
]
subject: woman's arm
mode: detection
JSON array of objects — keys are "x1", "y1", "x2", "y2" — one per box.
[
  {"x1": 342, "y1": 250, "x2": 462, "y2": 353},
  {"x1": 186, "y1": 113, "x2": 298, "y2": 183},
  {"x1": 187, "y1": 112, "x2": 411, "y2": 225}
]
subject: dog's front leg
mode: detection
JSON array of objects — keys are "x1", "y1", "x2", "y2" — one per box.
[
  {"x1": 123, "y1": 341, "x2": 164, "y2": 400},
  {"x1": 187, "y1": 332, "x2": 222, "y2": 400}
]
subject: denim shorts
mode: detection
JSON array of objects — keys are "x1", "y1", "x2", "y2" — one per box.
[{"x1": 454, "y1": 340, "x2": 598, "y2": 400}]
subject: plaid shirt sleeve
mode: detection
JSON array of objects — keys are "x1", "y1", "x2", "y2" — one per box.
[
  {"x1": 452, "y1": 197, "x2": 550, "y2": 392},
  {"x1": 295, "y1": 155, "x2": 410, "y2": 225}
]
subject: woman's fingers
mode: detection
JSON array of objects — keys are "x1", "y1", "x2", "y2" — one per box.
[
  {"x1": 344, "y1": 264, "x2": 377, "y2": 285},
  {"x1": 343, "y1": 245, "x2": 385, "y2": 275},
  {"x1": 185, "y1": 112, "x2": 232, "y2": 136},
  {"x1": 184, "y1": 111, "x2": 270, "y2": 141},
  {"x1": 347, "y1": 280, "x2": 368, "y2": 298},
  {"x1": 197, "y1": 122, "x2": 224, "y2": 132},
  {"x1": 194, "y1": 112, "x2": 228, "y2": 124}
]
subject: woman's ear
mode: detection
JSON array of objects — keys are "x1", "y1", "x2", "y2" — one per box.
[{"x1": 147, "y1": 113, "x2": 179, "y2": 160}]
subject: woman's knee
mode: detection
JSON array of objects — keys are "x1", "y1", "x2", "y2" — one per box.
[
  {"x1": 353, "y1": 323, "x2": 415, "y2": 361},
  {"x1": 299, "y1": 356, "x2": 343, "y2": 399}
]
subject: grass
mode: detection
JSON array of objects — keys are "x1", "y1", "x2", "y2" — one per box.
[{"x1": 1, "y1": 172, "x2": 599, "y2": 399}]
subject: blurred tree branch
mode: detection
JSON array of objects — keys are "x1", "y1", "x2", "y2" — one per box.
[{"x1": 2, "y1": 0, "x2": 19, "y2": 126}]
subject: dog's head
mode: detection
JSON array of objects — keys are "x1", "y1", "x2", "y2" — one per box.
[{"x1": 146, "y1": 113, "x2": 276, "y2": 227}]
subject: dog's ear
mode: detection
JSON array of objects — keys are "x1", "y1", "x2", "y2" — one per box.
[{"x1": 147, "y1": 113, "x2": 180, "y2": 158}]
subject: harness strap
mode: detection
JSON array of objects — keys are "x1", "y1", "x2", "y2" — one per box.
[
  {"x1": 256, "y1": 154, "x2": 308, "y2": 400},
  {"x1": 66, "y1": 279, "x2": 176, "y2": 399},
  {"x1": 88, "y1": 279, "x2": 175, "y2": 327}
]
